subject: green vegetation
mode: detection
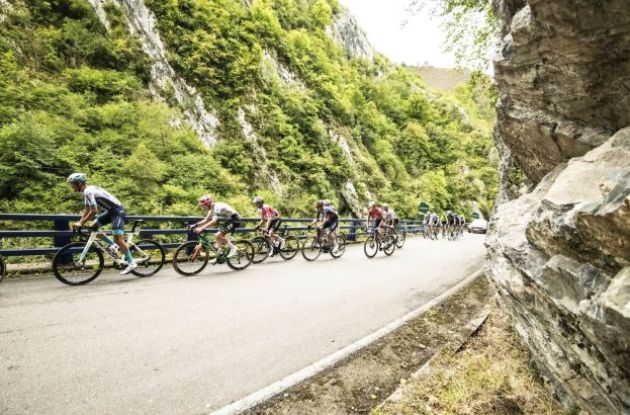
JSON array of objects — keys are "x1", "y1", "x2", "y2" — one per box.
[{"x1": 0, "y1": 0, "x2": 497, "y2": 219}]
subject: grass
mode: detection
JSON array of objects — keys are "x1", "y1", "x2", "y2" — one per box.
[{"x1": 374, "y1": 310, "x2": 578, "y2": 415}]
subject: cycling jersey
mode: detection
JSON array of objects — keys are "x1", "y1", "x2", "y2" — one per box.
[
  {"x1": 430, "y1": 214, "x2": 440, "y2": 225},
  {"x1": 210, "y1": 202, "x2": 239, "y2": 221},
  {"x1": 83, "y1": 185, "x2": 122, "y2": 210},
  {"x1": 322, "y1": 206, "x2": 338, "y2": 230},
  {"x1": 259, "y1": 204, "x2": 279, "y2": 220},
  {"x1": 368, "y1": 207, "x2": 384, "y2": 220},
  {"x1": 384, "y1": 209, "x2": 396, "y2": 222}
]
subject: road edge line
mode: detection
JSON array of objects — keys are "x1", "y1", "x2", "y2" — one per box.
[{"x1": 209, "y1": 267, "x2": 485, "y2": 415}]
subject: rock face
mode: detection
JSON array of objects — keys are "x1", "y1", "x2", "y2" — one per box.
[{"x1": 487, "y1": 1, "x2": 630, "y2": 414}]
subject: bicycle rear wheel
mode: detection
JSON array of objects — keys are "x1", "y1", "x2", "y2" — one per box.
[
  {"x1": 52, "y1": 242, "x2": 104, "y2": 286},
  {"x1": 173, "y1": 241, "x2": 210, "y2": 276},
  {"x1": 302, "y1": 237, "x2": 322, "y2": 261},
  {"x1": 279, "y1": 236, "x2": 300, "y2": 260},
  {"x1": 227, "y1": 240, "x2": 254, "y2": 270},
  {"x1": 130, "y1": 239, "x2": 165, "y2": 277},
  {"x1": 330, "y1": 234, "x2": 346, "y2": 258},
  {"x1": 364, "y1": 236, "x2": 379, "y2": 258},
  {"x1": 251, "y1": 236, "x2": 272, "y2": 264}
]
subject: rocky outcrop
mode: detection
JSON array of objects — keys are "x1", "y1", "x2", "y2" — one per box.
[
  {"x1": 327, "y1": 9, "x2": 374, "y2": 61},
  {"x1": 87, "y1": 0, "x2": 219, "y2": 147},
  {"x1": 487, "y1": 1, "x2": 630, "y2": 414}
]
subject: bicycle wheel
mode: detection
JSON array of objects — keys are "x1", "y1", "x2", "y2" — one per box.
[
  {"x1": 279, "y1": 236, "x2": 300, "y2": 260},
  {"x1": 173, "y1": 241, "x2": 210, "y2": 276},
  {"x1": 301, "y1": 237, "x2": 322, "y2": 261},
  {"x1": 396, "y1": 232, "x2": 406, "y2": 249},
  {"x1": 227, "y1": 240, "x2": 254, "y2": 270},
  {"x1": 330, "y1": 234, "x2": 346, "y2": 258},
  {"x1": 0, "y1": 255, "x2": 6, "y2": 284},
  {"x1": 383, "y1": 236, "x2": 396, "y2": 256},
  {"x1": 364, "y1": 236, "x2": 379, "y2": 258},
  {"x1": 130, "y1": 239, "x2": 165, "y2": 277},
  {"x1": 52, "y1": 242, "x2": 104, "y2": 286},
  {"x1": 251, "y1": 236, "x2": 272, "y2": 264}
]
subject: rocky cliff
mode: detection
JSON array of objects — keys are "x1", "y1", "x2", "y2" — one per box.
[{"x1": 487, "y1": 1, "x2": 630, "y2": 414}]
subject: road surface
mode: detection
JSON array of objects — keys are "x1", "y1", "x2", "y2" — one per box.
[{"x1": 1, "y1": 235, "x2": 485, "y2": 414}]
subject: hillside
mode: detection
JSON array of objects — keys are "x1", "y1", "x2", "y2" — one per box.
[
  {"x1": 0, "y1": 0, "x2": 497, "y2": 219},
  {"x1": 411, "y1": 66, "x2": 471, "y2": 91}
]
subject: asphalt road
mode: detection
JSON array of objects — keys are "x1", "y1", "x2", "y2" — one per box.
[{"x1": 0, "y1": 234, "x2": 486, "y2": 415}]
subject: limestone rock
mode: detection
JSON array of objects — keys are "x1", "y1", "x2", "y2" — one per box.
[{"x1": 488, "y1": 1, "x2": 630, "y2": 413}]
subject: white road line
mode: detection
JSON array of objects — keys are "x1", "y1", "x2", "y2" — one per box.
[{"x1": 209, "y1": 268, "x2": 484, "y2": 415}]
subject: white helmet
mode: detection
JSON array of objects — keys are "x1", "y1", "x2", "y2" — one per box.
[
  {"x1": 382, "y1": 203, "x2": 389, "y2": 210},
  {"x1": 253, "y1": 196, "x2": 264, "y2": 205},
  {"x1": 368, "y1": 201, "x2": 376, "y2": 209}
]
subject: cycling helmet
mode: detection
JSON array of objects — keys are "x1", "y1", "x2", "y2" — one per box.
[
  {"x1": 315, "y1": 200, "x2": 324, "y2": 208},
  {"x1": 253, "y1": 196, "x2": 264, "y2": 205},
  {"x1": 382, "y1": 203, "x2": 389, "y2": 210},
  {"x1": 67, "y1": 173, "x2": 86, "y2": 184},
  {"x1": 323, "y1": 199, "x2": 331, "y2": 206},
  {"x1": 368, "y1": 201, "x2": 376, "y2": 209},
  {"x1": 198, "y1": 195, "x2": 213, "y2": 208}
]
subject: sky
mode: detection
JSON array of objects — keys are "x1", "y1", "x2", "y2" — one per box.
[{"x1": 338, "y1": 0, "x2": 457, "y2": 68}]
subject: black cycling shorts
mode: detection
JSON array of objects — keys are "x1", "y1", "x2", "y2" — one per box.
[
  {"x1": 220, "y1": 214, "x2": 241, "y2": 235},
  {"x1": 95, "y1": 207, "x2": 126, "y2": 235},
  {"x1": 373, "y1": 218, "x2": 382, "y2": 229},
  {"x1": 323, "y1": 218, "x2": 338, "y2": 232},
  {"x1": 267, "y1": 218, "x2": 281, "y2": 232}
]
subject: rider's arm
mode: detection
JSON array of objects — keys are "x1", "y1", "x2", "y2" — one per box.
[
  {"x1": 196, "y1": 216, "x2": 218, "y2": 232},
  {"x1": 195, "y1": 211, "x2": 214, "y2": 228},
  {"x1": 77, "y1": 206, "x2": 97, "y2": 226}
]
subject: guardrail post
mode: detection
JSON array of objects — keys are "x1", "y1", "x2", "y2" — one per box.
[
  {"x1": 349, "y1": 219, "x2": 357, "y2": 242},
  {"x1": 53, "y1": 219, "x2": 71, "y2": 248}
]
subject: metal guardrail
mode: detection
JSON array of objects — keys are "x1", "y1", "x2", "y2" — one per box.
[{"x1": 0, "y1": 213, "x2": 425, "y2": 257}]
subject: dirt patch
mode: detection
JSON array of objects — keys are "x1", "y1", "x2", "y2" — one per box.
[
  {"x1": 243, "y1": 275, "x2": 491, "y2": 415},
  {"x1": 375, "y1": 308, "x2": 580, "y2": 415}
]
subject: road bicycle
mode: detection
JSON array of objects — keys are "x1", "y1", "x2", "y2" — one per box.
[
  {"x1": 0, "y1": 254, "x2": 5, "y2": 284},
  {"x1": 52, "y1": 220, "x2": 166, "y2": 286},
  {"x1": 363, "y1": 225, "x2": 396, "y2": 258},
  {"x1": 301, "y1": 226, "x2": 346, "y2": 261},
  {"x1": 172, "y1": 230, "x2": 254, "y2": 276},
  {"x1": 251, "y1": 226, "x2": 301, "y2": 263},
  {"x1": 391, "y1": 223, "x2": 406, "y2": 249}
]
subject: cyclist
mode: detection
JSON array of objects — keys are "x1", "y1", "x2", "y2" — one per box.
[
  {"x1": 382, "y1": 203, "x2": 398, "y2": 227},
  {"x1": 366, "y1": 202, "x2": 385, "y2": 239},
  {"x1": 321, "y1": 200, "x2": 339, "y2": 251},
  {"x1": 253, "y1": 196, "x2": 283, "y2": 247},
  {"x1": 309, "y1": 200, "x2": 339, "y2": 251},
  {"x1": 430, "y1": 211, "x2": 440, "y2": 236},
  {"x1": 191, "y1": 195, "x2": 241, "y2": 258},
  {"x1": 66, "y1": 173, "x2": 136, "y2": 274}
]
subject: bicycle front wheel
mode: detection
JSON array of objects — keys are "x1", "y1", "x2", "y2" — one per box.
[
  {"x1": 130, "y1": 239, "x2": 165, "y2": 277},
  {"x1": 302, "y1": 237, "x2": 322, "y2": 261},
  {"x1": 251, "y1": 236, "x2": 272, "y2": 264},
  {"x1": 363, "y1": 236, "x2": 379, "y2": 258},
  {"x1": 396, "y1": 232, "x2": 406, "y2": 249},
  {"x1": 52, "y1": 242, "x2": 104, "y2": 286},
  {"x1": 279, "y1": 236, "x2": 300, "y2": 260},
  {"x1": 227, "y1": 240, "x2": 254, "y2": 270},
  {"x1": 173, "y1": 241, "x2": 209, "y2": 276},
  {"x1": 383, "y1": 237, "x2": 396, "y2": 256}
]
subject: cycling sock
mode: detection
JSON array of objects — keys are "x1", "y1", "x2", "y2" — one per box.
[
  {"x1": 124, "y1": 251, "x2": 134, "y2": 263},
  {"x1": 102, "y1": 235, "x2": 114, "y2": 245}
]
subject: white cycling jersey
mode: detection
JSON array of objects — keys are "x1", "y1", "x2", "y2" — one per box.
[
  {"x1": 210, "y1": 202, "x2": 239, "y2": 221},
  {"x1": 385, "y1": 209, "x2": 397, "y2": 222},
  {"x1": 83, "y1": 185, "x2": 122, "y2": 210}
]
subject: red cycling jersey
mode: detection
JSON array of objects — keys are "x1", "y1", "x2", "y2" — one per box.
[
  {"x1": 368, "y1": 207, "x2": 384, "y2": 220},
  {"x1": 259, "y1": 204, "x2": 279, "y2": 220}
]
